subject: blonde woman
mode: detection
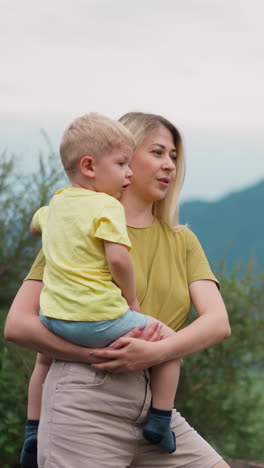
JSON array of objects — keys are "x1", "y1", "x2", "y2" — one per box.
[{"x1": 5, "y1": 112, "x2": 231, "y2": 468}]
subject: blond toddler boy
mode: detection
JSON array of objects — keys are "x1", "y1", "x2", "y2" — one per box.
[{"x1": 20, "y1": 113, "x2": 179, "y2": 467}]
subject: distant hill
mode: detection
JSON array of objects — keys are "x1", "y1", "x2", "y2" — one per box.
[{"x1": 179, "y1": 179, "x2": 264, "y2": 273}]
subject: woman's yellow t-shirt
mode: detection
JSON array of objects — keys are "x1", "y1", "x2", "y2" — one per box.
[{"x1": 25, "y1": 219, "x2": 219, "y2": 331}]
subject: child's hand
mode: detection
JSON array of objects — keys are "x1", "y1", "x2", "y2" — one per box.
[{"x1": 129, "y1": 298, "x2": 140, "y2": 312}]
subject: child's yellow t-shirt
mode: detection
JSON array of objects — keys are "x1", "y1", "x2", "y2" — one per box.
[{"x1": 32, "y1": 187, "x2": 131, "y2": 321}]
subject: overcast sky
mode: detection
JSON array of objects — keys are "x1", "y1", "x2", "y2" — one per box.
[{"x1": 1, "y1": 0, "x2": 263, "y2": 200}]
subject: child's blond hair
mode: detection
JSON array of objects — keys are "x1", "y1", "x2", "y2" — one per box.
[{"x1": 60, "y1": 113, "x2": 135, "y2": 176}]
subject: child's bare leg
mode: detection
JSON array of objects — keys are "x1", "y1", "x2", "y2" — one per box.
[
  {"x1": 20, "y1": 353, "x2": 52, "y2": 467},
  {"x1": 149, "y1": 319, "x2": 180, "y2": 410},
  {"x1": 143, "y1": 318, "x2": 179, "y2": 453},
  {"x1": 27, "y1": 352, "x2": 52, "y2": 418}
]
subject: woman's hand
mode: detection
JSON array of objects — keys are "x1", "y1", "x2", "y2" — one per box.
[
  {"x1": 110, "y1": 320, "x2": 162, "y2": 345},
  {"x1": 91, "y1": 337, "x2": 163, "y2": 373},
  {"x1": 89, "y1": 321, "x2": 163, "y2": 372}
]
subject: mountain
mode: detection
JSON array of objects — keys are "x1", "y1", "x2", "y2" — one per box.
[{"x1": 179, "y1": 179, "x2": 264, "y2": 273}]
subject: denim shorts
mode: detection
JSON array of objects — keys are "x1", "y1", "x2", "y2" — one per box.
[{"x1": 40, "y1": 308, "x2": 149, "y2": 348}]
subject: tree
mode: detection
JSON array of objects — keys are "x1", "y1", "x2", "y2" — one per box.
[
  {"x1": 176, "y1": 265, "x2": 264, "y2": 460},
  {"x1": 0, "y1": 315, "x2": 34, "y2": 467},
  {"x1": 0, "y1": 142, "x2": 65, "y2": 306},
  {"x1": 0, "y1": 143, "x2": 65, "y2": 466}
]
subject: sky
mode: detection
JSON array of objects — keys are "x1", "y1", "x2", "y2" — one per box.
[{"x1": 1, "y1": 0, "x2": 263, "y2": 201}]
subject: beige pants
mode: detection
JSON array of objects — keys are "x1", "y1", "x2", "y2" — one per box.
[{"x1": 38, "y1": 361, "x2": 222, "y2": 468}]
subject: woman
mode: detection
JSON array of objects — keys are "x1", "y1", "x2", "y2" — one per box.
[{"x1": 5, "y1": 112, "x2": 231, "y2": 468}]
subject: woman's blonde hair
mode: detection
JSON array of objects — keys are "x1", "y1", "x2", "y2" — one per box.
[{"x1": 119, "y1": 112, "x2": 185, "y2": 230}]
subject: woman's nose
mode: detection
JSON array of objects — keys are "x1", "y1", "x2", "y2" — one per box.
[{"x1": 162, "y1": 155, "x2": 175, "y2": 171}]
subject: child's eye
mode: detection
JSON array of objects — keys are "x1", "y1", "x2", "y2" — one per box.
[{"x1": 118, "y1": 161, "x2": 125, "y2": 166}]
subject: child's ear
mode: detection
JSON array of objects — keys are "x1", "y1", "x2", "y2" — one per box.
[{"x1": 80, "y1": 155, "x2": 95, "y2": 178}]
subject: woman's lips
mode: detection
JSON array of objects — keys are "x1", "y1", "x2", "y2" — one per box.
[{"x1": 157, "y1": 177, "x2": 170, "y2": 187}]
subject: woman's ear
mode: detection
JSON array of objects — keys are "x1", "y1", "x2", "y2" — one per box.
[{"x1": 80, "y1": 155, "x2": 95, "y2": 178}]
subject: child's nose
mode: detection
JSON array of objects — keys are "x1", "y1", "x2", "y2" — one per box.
[{"x1": 127, "y1": 167, "x2": 133, "y2": 178}]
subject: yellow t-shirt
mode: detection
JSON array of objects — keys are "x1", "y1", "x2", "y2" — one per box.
[
  {"x1": 26, "y1": 216, "x2": 218, "y2": 331},
  {"x1": 31, "y1": 187, "x2": 131, "y2": 321}
]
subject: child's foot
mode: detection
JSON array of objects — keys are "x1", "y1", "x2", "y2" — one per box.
[
  {"x1": 143, "y1": 407, "x2": 176, "y2": 453},
  {"x1": 20, "y1": 419, "x2": 39, "y2": 468},
  {"x1": 20, "y1": 436, "x2": 38, "y2": 467}
]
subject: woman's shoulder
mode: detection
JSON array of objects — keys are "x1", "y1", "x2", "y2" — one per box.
[
  {"x1": 159, "y1": 221, "x2": 200, "y2": 246},
  {"x1": 158, "y1": 221, "x2": 209, "y2": 259}
]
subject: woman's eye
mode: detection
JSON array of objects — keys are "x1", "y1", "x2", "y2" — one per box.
[
  {"x1": 152, "y1": 150, "x2": 162, "y2": 156},
  {"x1": 170, "y1": 155, "x2": 177, "y2": 163},
  {"x1": 118, "y1": 161, "x2": 125, "y2": 166}
]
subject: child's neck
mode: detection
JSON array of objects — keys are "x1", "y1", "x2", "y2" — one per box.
[{"x1": 71, "y1": 181, "x2": 95, "y2": 191}]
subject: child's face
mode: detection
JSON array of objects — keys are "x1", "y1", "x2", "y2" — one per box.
[{"x1": 93, "y1": 145, "x2": 133, "y2": 198}]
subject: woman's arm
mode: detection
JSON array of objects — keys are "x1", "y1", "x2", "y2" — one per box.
[
  {"x1": 90, "y1": 280, "x2": 231, "y2": 373},
  {"x1": 159, "y1": 279, "x2": 231, "y2": 360},
  {"x1": 4, "y1": 280, "x2": 161, "y2": 362},
  {"x1": 4, "y1": 280, "x2": 96, "y2": 361}
]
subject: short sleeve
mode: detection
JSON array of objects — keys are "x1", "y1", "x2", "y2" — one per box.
[
  {"x1": 185, "y1": 229, "x2": 220, "y2": 287},
  {"x1": 94, "y1": 201, "x2": 131, "y2": 249},
  {"x1": 32, "y1": 206, "x2": 49, "y2": 233},
  {"x1": 24, "y1": 249, "x2": 46, "y2": 281}
]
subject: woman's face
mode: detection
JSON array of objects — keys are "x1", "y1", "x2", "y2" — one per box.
[{"x1": 127, "y1": 124, "x2": 177, "y2": 203}]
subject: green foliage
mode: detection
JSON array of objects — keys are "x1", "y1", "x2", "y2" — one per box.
[
  {"x1": 0, "y1": 311, "x2": 35, "y2": 467},
  {"x1": 0, "y1": 144, "x2": 65, "y2": 465},
  {"x1": 1, "y1": 147, "x2": 264, "y2": 463},
  {"x1": 0, "y1": 142, "x2": 65, "y2": 307},
  {"x1": 176, "y1": 266, "x2": 264, "y2": 460}
]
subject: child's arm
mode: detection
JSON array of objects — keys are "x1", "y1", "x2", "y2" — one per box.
[
  {"x1": 30, "y1": 206, "x2": 47, "y2": 236},
  {"x1": 30, "y1": 221, "x2": 42, "y2": 236},
  {"x1": 104, "y1": 241, "x2": 140, "y2": 312}
]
